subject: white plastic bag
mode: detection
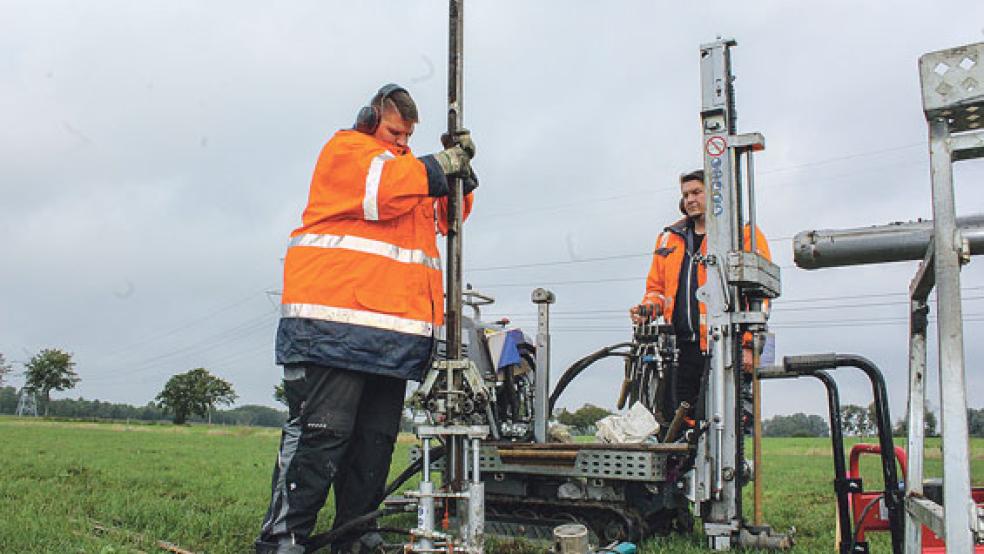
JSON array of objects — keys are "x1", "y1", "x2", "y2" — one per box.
[{"x1": 594, "y1": 401, "x2": 660, "y2": 444}]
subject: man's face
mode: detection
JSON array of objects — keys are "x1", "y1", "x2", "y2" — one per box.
[
  {"x1": 372, "y1": 109, "x2": 415, "y2": 154},
  {"x1": 681, "y1": 178, "x2": 706, "y2": 219}
]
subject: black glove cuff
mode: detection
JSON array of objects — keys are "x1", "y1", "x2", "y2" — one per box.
[{"x1": 462, "y1": 168, "x2": 479, "y2": 195}]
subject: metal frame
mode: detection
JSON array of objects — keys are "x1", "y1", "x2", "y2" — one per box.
[
  {"x1": 792, "y1": 40, "x2": 984, "y2": 554},
  {"x1": 904, "y1": 40, "x2": 984, "y2": 554},
  {"x1": 697, "y1": 38, "x2": 784, "y2": 550}
]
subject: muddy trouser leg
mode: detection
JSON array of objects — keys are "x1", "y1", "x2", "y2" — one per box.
[
  {"x1": 329, "y1": 374, "x2": 407, "y2": 549},
  {"x1": 258, "y1": 364, "x2": 366, "y2": 547}
]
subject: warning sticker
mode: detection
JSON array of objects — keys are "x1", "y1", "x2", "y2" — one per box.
[{"x1": 705, "y1": 135, "x2": 727, "y2": 157}]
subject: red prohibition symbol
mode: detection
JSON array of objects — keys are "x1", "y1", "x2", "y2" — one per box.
[{"x1": 705, "y1": 135, "x2": 727, "y2": 157}]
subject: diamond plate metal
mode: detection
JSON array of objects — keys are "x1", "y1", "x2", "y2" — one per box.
[{"x1": 919, "y1": 42, "x2": 984, "y2": 132}]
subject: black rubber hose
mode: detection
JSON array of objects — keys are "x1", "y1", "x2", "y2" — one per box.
[
  {"x1": 304, "y1": 506, "x2": 400, "y2": 553},
  {"x1": 548, "y1": 342, "x2": 633, "y2": 413},
  {"x1": 306, "y1": 446, "x2": 447, "y2": 553}
]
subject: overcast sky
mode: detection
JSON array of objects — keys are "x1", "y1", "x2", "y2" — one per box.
[{"x1": 2, "y1": 1, "x2": 984, "y2": 424}]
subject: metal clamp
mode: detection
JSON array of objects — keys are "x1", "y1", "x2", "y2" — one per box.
[{"x1": 726, "y1": 251, "x2": 781, "y2": 299}]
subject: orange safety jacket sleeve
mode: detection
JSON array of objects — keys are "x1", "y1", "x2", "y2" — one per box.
[
  {"x1": 642, "y1": 232, "x2": 671, "y2": 313},
  {"x1": 302, "y1": 131, "x2": 456, "y2": 225}
]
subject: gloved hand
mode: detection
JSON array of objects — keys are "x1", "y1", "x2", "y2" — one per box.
[
  {"x1": 433, "y1": 145, "x2": 472, "y2": 178},
  {"x1": 441, "y1": 129, "x2": 475, "y2": 159},
  {"x1": 629, "y1": 302, "x2": 659, "y2": 325}
]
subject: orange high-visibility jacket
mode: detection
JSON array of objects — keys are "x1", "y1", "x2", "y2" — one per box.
[
  {"x1": 276, "y1": 129, "x2": 474, "y2": 381},
  {"x1": 640, "y1": 218, "x2": 770, "y2": 352}
]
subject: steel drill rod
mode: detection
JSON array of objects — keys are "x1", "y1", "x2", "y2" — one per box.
[
  {"x1": 445, "y1": 0, "x2": 464, "y2": 360},
  {"x1": 794, "y1": 214, "x2": 984, "y2": 269}
]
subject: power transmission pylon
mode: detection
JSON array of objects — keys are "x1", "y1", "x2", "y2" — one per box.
[{"x1": 15, "y1": 388, "x2": 38, "y2": 417}]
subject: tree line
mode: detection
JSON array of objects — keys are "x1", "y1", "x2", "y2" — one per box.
[
  {"x1": 0, "y1": 348, "x2": 286, "y2": 427},
  {"x1": 551, "y1": 401, "x2": 984, "y2": 438},
  {"x1": 5, "y1": 348, "x2": 984, "y2": 435}
]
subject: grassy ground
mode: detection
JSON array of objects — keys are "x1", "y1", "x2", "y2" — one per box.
[{"x1": 1, "y1": 416, "x2": 982, "y2": 553}]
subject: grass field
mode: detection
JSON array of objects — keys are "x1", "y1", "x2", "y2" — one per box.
[{"x1": 2, "y1": 416, "x2": 982, "y2": 553}]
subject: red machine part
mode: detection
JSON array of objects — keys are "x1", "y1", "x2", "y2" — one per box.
[{"x1": 848, "y1": 443, "x2": 984, "y2": 552}]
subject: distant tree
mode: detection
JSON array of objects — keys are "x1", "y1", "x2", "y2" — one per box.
[
  {"x1": 762, "y1": 413, "x2": 829, "y2": 437},
  {"x1": 24, "y1": 348, "x2": 80, "y2": 416},
  {"x1": 840, "y1": 404, "x2": 877, "y2": 437},
  {"x1": 211, "y1": 404, "x2": 287, "y2": 427},
  {"x1": 156, "y1": 368, "x2": 237, "y2": 425},
  {"x1": 969, "y1": 408, "x2": 984, "y2": 438},
  {"x1": 0, "y1": 386, "x2": 18, "y2": 414},
  {"x1": 274, "y1": 382, "x2": 287, "y2": 406},
  {"x1": 556, "y1": 404, "x2": 612, "y2": 433},
  {"x1": 892, "y1": 406, "x2": 938, "y2": 437},
  {"x1": 0, "y1": 353, "x2": 12, "y2": 387}
]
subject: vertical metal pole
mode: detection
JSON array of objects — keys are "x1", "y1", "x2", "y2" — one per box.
[
  {"x1": 904, "y1": 298, "x2": 929, "y2": 554},
  {"x1": 423, "y1": 438, "x2": 432, "y2": 483},
  {"x1": 471, "y1": 438, "x2": 481, "y2": 483},
  {"x1": 747, "y1": 152, "x2": 757, "y2": 253},
  {"x1": 418, "y1": 438, "x2": 436, "y2": 551},
  {"x1": 928, "y1": 116, "x2": 974, "y2": 551},
  {"x1": 699, "y1": 38, "x2": 742, "y2": 545},
  {"x1": 445, "y1": 0, "x2": 464, "y2": 361},
  {"x1": 752, "y1": 340, "x2": 763, "y2": 527},
  {"x1": 533, "y1": 289, "x2": 554, "y2": 443}
]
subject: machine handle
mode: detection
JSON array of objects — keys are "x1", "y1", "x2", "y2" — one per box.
[{"x1": 783, "y1": 353, "x2": 838, "y2": 372}]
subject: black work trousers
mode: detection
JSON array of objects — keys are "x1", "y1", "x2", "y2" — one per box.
[
  {"x1": 259, "y1": 364, "x2": 407, "y2": 545},
  {"x1": 661, "y1": 340, "x2": 706, "y2": 421}
]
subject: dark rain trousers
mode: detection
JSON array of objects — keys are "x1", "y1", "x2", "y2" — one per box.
[
  {"x1": 259, "y1": 364, "x2": 406, "y2": 547},
  {"x1": 660, "y1": 340, "x2": 706, "y2": 422}
]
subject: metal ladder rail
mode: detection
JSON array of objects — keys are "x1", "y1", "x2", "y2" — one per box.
[{"x1": 904, "y1": 41, "x2": 984, "y2": 554}]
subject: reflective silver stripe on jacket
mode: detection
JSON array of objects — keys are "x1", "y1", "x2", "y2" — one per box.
[
  {"x1": 282, "y1": 303, "x2": 434, "y2": 337},
  {"x1": 288, "y1": 233, "x2": 441, "y2": 270},
  {"x1": 363, "y1": 151, "x2": 394, "y2": 221}
]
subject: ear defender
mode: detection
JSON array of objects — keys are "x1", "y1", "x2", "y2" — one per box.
[
  {"x1": 354, "y1": 83, "x2": 409, "y2": 134},
  {"x1": 679, "y1": 197, "x2": 687, "y2": 215}
]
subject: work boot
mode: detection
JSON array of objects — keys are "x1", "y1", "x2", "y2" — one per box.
[{"x1": 255, "y1": 537, "x2": 306, "y2": 554}]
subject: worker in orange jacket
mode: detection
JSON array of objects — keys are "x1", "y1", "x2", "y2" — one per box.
[
  {"x1": 630, "y1": 169, "x2": 769, "y2": 422},
  {"x1": 257, "y1": 84, "x2": 477, "y2": 554}
]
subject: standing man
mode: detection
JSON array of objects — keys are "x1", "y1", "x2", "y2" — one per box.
[
  {"x1": 630, "y1": 169, "x2": 769, "y2": 423},
  {"x1": 257, "y1": 84, "x2": 477, "y2": 554}
]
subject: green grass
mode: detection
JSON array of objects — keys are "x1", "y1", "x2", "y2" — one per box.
[{"x1": 1, "y1": 416, "x2": 981, "y2": 553}]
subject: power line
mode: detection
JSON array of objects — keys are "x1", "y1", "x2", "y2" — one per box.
[
  {"x1": 92, "y1": 285, "x2": 275, "y2": 362},
  {"x1": 477, "y1": 287, "x2": 984, "y2": 320},
  {"x1": 546, "y1": 315, "x2": 984, "y2": 333},
  {"x1": 477, "y1": 143, "x2": 924, "y2": 220},
  {"x1": 83, "y1": 311, "x2": 277, "y2": 383}
]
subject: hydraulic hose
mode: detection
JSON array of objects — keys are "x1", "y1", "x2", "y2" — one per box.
[
  {"x1": 305, "y1": 446, "x2": 447, "y2": 553},
  {"x1": 548, "y1": 342, "x2": 633, "y2": 413},
  {"x1": 304, "y1": 506, "x2": 401, "y2": 553}
]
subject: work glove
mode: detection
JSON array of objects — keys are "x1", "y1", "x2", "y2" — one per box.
[
  {"x1": 629, "y1": 302, "x2": 659, "y2": 324},
  {"x1": 441, "y1": 128, "x2": 476, "y2": 159},
  {"x1": 433, "y1": 145, "x2": 472, "y2": 178}
]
